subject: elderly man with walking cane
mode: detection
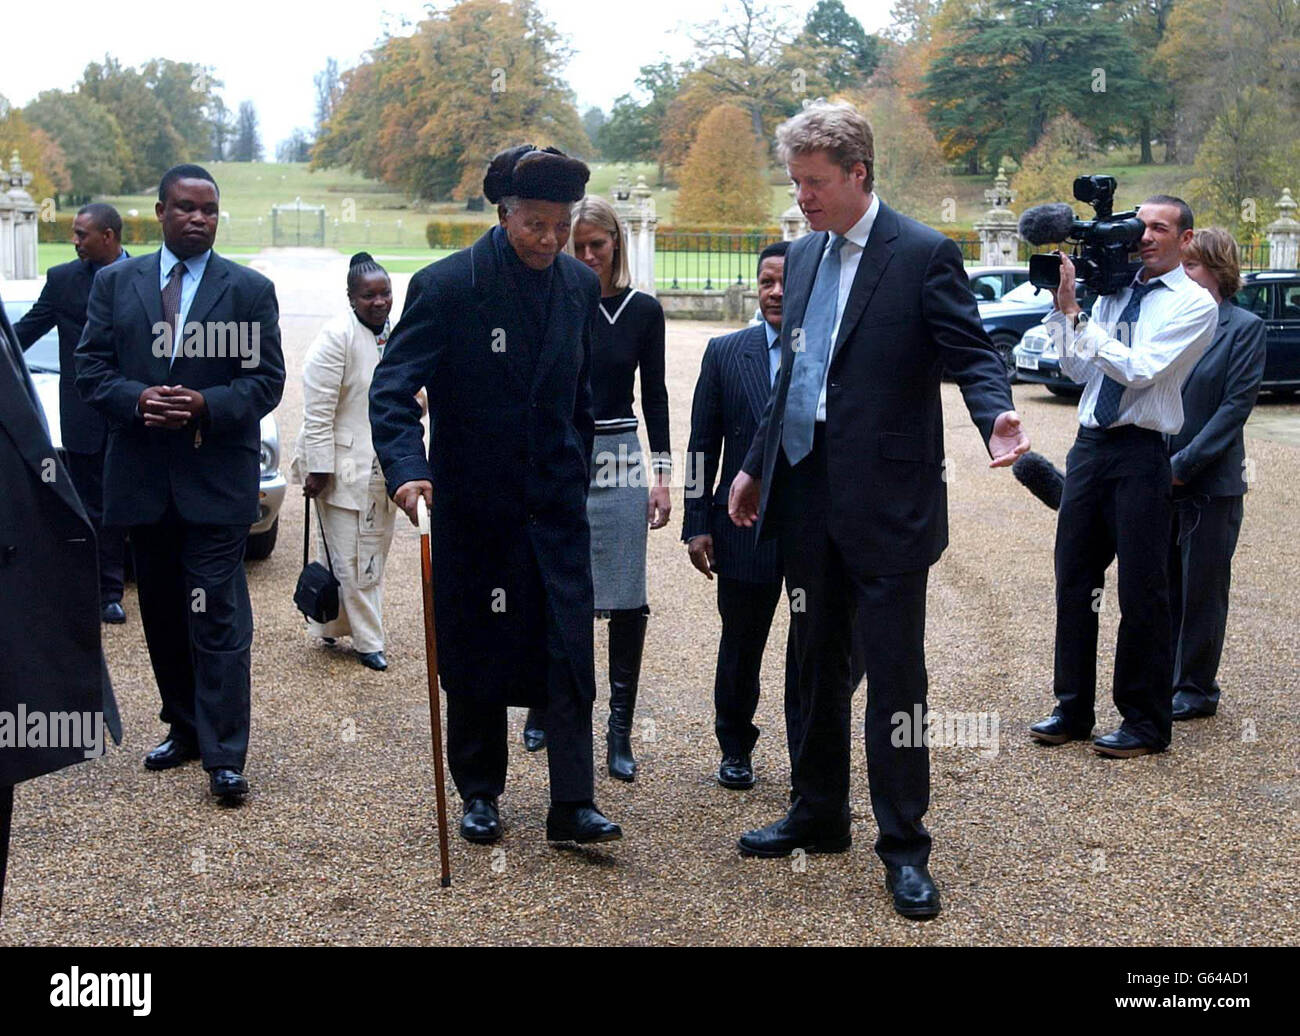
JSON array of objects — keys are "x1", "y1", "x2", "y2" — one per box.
[{"x1": 370, "y1": 144, "x2": 621, "y2": 848}]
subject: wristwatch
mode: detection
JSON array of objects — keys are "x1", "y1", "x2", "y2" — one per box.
[{"x1": 1072, "y1": 310, "x2": 1089, "y2": 332}]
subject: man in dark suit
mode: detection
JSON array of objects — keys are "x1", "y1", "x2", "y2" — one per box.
[
  {"x1": 15, "y1": 203, "x2": 129, "y2": 624},
  {"x1": 1168, "y1": 228, "x2": 1266, "y2": 720},
  {"x1": 728, "y1": 102, "x2": 1029, "y2": 919},
  {"x1": 75, "y1": 164, "x2": 284, "y2": 805},
  {"x1": 370, "y1": 145, "x2": 620, "y2": 846},
  {"x1": 684, "y1": 242, "x2": 803, "y2": 790},
  {"x1": 1, "y1": 293, "x2": 121, "y2": 915}
]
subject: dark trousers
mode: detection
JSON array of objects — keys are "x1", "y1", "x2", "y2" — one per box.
[
  {"x1": 1169, "y1": 493, "x2": 1244, "y2": 713},
  {"x1": 131, "y1": 503, "x2": 253, "y2": 771},
  {"x1": 1053, "y1": 425, "x2": 1174, "y2": 747},
  {"x1": 772, "y1": 427, "x2": 932, "y2": 868},
  {"x1": 713, "y1": 575, "x2": 802, "y2": 764},
  {"x1": 65, "y1": 447, "x2": 125, "y2": 604},
  {"x1": 447, "y1": 655, "x2": 594, "y2": 805}
]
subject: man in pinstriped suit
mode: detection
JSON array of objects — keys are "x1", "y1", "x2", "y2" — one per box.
[{"x1": 683, "y1": 242, "x2": 803, "y2": 792}]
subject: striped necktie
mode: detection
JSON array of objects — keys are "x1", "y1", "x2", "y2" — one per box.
[{"x1": 1093, "y1": 279, "x2": 1159, "y2": 427}]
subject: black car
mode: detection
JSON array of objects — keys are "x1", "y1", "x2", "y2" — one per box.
[
  {"x1": 1014, "y1": 270, "x2": 1300, "y2": 396},
  {"x1": 980, "y1": 279, "x2": 1099, "y2": 378}
]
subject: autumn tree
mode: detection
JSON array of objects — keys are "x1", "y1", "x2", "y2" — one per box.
[
  {"x1": 0, "y1": 97, "x2": 70, "y2": 204},
  {"x1": 23, "y1": 90, "x2": 130, "y2": 198},
  {"x1": 1010, "y1": 113, "x2": 1100, "y2": 210},
  {"x1": 675, "y1": 103, "x2": 771, "y2": 226},
  {"x1": 851, "y1": 87, "x2": 953, "y2": 222},
  {"x1": 314, "y1": 0, "x2": 588, "y2": 201},
  {"x1": 78, "y1": 57, "x2": 186, "y2": 190}
]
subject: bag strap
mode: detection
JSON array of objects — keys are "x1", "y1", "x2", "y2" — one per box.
[{"x1": 303, "y1": 494, "x2": 336, "y2": 574}]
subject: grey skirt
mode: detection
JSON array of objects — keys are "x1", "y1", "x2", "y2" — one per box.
[{"x1": 588, "y1": 429, "x2": 648, "y2": 612}]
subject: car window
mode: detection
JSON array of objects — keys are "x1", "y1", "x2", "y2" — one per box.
[
  {"x1": 1281, "y1": 283, "x2": 1300, "y2": 319},
  {"x1": 1234, "y1": 283, "x2": 1272, "y2": 319},
  {"x1": 3, "y1": 300, "x2": 60, "y2": 372},
  {"x1": 1000, "y1": 281, "x2": 1054, "y2": 305},
  {"x1": 970, "y1": 274, "x2": 1001, "y2": 301}
]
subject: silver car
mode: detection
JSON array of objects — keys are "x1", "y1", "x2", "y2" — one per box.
[{"x1": 4, "y1": 281, "x2": 286, "y2": 560}]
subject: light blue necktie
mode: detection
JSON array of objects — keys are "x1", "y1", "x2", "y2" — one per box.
[
  {"x1": 1094, "y1": 279, "x2": 1159, "y2": 427},
  {"x1": 782, "y1": 235, "x2": 846, "y2": 464}
]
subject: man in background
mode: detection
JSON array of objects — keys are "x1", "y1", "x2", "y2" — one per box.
[
  {"x1": 684, "y1": 241, "x2": 803, "y2": 791},
  {"x1": 15, "y1": 203, "x2": 129, "y2": 624}
]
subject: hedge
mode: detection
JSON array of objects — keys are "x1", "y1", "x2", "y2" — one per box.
[
  {"x1": 425, "y1": 221, "x2": 495, "y2": 248},
  {"x1": 38, "y1": 212, "x2": 163, "y2": 245}
]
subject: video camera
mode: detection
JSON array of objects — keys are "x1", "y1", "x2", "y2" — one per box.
[{"x1": 1019, "y1": 175, "x2": 1145, "y2": 295}]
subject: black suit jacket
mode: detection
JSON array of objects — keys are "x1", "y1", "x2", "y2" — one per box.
[
  {"x1": 683, "y1": 323, "x2": 783, "y2": 583},
  {"x1": 742, "y1": 203, "x2": 1013, "y2": 574},
  {"x1": 73, "y1": 250, "x2": 285, "y2": 527},
  {"x1": 1, "y1": 297, "x2": 120, "y2": 786},
  {"x1": 1168, "y1": 300, "x2": 1266, "y2": 497},
  {"x1": 13, "y1": 258, "x2": 114, "y2": 454},
  {"x1": 370, "y1": 229, "x2": 599, "y2": 705}
]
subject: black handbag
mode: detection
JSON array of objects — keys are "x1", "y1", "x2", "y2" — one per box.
[{"x1": 293, "y1": 496, "x2": 340, "y2": 623}]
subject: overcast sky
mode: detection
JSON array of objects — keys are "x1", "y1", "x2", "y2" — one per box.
[{"x1": 0, "y1": 0, "x2": 895, "y2": 154}]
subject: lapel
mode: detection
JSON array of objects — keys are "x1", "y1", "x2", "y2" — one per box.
[
  {"x1": 0, "y1": 316, "x2": 87, "y2": 524},
  {"x1": 738, "y1": 324, "x2": 772, "y2": 421},
  {"x1": 828, "y1": 201, "x2": 898, "y2": 371},
  {"x1": 470, "y1": 230, "x2": 532, "y2": 393},
  {"x1": 186, "y1": 252, "x2": 231, "y2": 328},
  {"x1": 1188, "y1": 303, "x2": 1231, "y2": 385},
  {"x1": 132, "y1": 253, "x2": 169, "y2": 383},
  {"x1": 782, "y1": 231, "x2": 825, "y2": 355},
  {"x1": 530, "y1": 256, "x2": 586, "y2": 395}
]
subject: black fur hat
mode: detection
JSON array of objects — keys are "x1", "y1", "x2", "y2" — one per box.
[{"x1": 482, "y1": 145, "x2": 589, "y2": 204}]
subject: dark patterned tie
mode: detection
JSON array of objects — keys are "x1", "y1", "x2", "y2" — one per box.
[
  {"x1": 161, "y1": 261, "x2": 185, "y2": 367},
  {"x1": 1093, "y1": 279, "x2": 1159, "y2": 427}
]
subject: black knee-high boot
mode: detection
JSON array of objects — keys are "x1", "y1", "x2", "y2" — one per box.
[{"x1": 607, "y1": 607, "x2": 648, "y2": 781}]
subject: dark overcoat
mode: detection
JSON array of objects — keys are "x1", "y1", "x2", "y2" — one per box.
[
  {"x1": 0, "y1": 298, "x2": 121, "y2": 787},
  {"x1": 370, "y1": 228, "x2": 599, "y2": 706}
]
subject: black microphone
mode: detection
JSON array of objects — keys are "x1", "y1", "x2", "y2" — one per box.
[
  {"x1": 1018, "y1": 203, "x2": 1077, "y2": 246},
  {"x1": 1012, "y1": 451, "x2": 1066, "y2": 511}
]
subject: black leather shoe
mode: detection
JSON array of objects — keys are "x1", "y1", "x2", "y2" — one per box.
[
  {"x1": 209, "y1": 768, "x2": 249, "y2": 803},
  {"x1": 459, "y1": 797, "x2": 502, "y2": 844},
  {"x1": 546, "y1": 802, "x2": 622, "y2": 843},
  {"x1": 522, "y1": 708, "x2": 546, "y2": 752},
  {"x1": 1172, "y1": 695, "x2": 1216, "y2": 721},
  {"x1": 1092, "y1": 728, "x2": 1162, "y2": 758},
  {"x1": 101, "y1": 601, "x2": 126, "y2": 624},
  {"x1": 1029, "y1": 715, "x2": 1093, "y2": 745},
  {"x1": 885, "y1": 864, "x2": 941, "y2": 919},
  {"x1": 143, "y1": 736, "x2": 199, "y2": 771},
  {"x1": 738, "y1": 814, "x2": 851, "y2": 857},
  {"x1": 357, "y1": 650, "x2": 387, "y2": 671},
  {"x1": 718, "y1": 755, "x2": 755, "y2": 789}
]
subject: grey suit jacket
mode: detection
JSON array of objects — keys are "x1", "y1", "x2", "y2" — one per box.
[{"x1": 1169, "y1": 300, "x2": 1266, "y2": 496}]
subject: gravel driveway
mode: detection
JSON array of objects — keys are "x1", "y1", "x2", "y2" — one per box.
[{"x1": 3, "y1": 249, "x2": 1296, "y2": 946}]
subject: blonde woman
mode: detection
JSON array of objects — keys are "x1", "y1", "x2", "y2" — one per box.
[
  {"x1": 521, "y1": 196, "x2": 671, "y2": 781},
  {"x1": 294, "y1": 252, "x2": 399, "y2": 671},
  {"x1": 1170, "y1": 228, "x2": 1266, "y2": 720}
]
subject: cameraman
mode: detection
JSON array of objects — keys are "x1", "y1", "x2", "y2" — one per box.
[{"x1": 1030, "y1": 195, "x2": 1217, "y2": 758}]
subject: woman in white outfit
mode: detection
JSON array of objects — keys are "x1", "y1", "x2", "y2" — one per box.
[{"x1": 294, "y1": 252, "x2": 399, "y2": 671}]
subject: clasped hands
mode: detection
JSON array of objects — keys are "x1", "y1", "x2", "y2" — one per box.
[{"x1": 138, "y1": 385, "x2": 207, "y2": 430}]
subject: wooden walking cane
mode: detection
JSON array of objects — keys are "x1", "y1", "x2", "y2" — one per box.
[{"x1": 417, "y1": 495, "x2": 452, "y2": 887}]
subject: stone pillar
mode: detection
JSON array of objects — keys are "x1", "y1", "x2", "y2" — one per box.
[
  {"x1": 780, "y1": 186, "x2": 808, "y2": 240},
  {"x1": 975, "y1": 165, "x2": 1019, "y2": 266},
  {"x1": 1, "y1": 152, "x2": 39, "y2": 280},
  {"x1": 1265, "y1": 188, "x2": 1300, "y2": 271},
  {"x1": 620, "y1": 175, "x2": 658, "y2": 295}
]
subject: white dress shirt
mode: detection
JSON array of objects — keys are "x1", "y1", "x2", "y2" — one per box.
[
  {"x1": 816, "y1": 193, "x2": 880, "y2": 421},
  {"x1": 1043, "y1": 261, "x2": 1217, "y2": 434},
  {"x1": 764, "y1": 318, "x2": 781, "y2": 386},
  {"x1": 159, "y1": 243, "x2": 212, "y2": 364}
]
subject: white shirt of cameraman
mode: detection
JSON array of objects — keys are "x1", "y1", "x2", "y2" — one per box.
[{"x1": 1043, "y1": 258, "x2": 1217, "y2": 435}]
